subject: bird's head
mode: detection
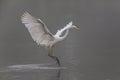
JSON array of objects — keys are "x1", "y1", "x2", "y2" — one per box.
[
  {"x1": 71, "y1": 25, "x2": 80, "y2": 30},
  {"x1": 66, "y1": 21, "x2": 80, "y2": 30}
]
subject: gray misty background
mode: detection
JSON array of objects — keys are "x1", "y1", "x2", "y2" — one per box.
[{"x1": 0, "y1": 0, "x2": 120, "y2": 80}]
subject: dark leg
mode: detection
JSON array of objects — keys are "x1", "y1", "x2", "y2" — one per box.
[
  {"x1": 48, "y1": 54, "x2": 61, "y2": 66},
  {"x1": 48, "y1": 47, "x2": 61, "y2": 66}
]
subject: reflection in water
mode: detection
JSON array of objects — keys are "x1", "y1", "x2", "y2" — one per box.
[
  {"x1": 0, "y1": 64, "x2": 64, "y2": 80},
  {"x1": 56, "y1": 69, "x2": 61, "y2": 80}
]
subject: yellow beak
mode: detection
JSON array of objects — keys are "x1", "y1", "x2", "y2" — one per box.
[{"x1": 75, "y1": 26, "x2": 80, "y2": 30}]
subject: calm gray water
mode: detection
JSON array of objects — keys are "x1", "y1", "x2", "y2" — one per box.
[
  {"x1": 0, "y1": 63, "x2": 119, "y2": 80},
  {"x1": 0, "y1": 0, "x2": 120, "y2": 80}
]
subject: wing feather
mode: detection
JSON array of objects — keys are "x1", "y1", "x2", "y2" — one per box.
[{"x1": 21, "y1": 12, "x2": 54, "y2": 46}]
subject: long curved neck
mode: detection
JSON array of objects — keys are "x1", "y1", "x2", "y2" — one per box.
[
  {"x1": 54, "y1": 22, "x2": 72, "y2": 37},
  {"x1": 60, "y1": 29, "x2": 69, "y2": 40}
]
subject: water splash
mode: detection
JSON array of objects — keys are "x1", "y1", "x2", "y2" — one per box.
[{"x1": 0, "y1": 64, "x2": 66, "y2": 72}]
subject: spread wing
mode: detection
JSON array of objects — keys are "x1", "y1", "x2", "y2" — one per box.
[{"x1": 21, "y1": 12, "x2": 54, "y2": 46}]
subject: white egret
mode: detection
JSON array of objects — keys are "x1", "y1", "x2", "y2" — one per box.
[{"x1": 21, "y1": 12, "x2": 79, "y2": 66}]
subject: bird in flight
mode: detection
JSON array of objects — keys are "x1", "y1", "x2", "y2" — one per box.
[{"x1": 21, "y1": 12, "x2": 79, "y2": 66}]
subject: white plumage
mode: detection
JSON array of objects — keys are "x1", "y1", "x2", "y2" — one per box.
[
  {"x1": 21, "y1": 12, "x2": 53, "y2": 46},
  {"x1": 21, "y1": 12, "x2": 79, "y2": 66}
]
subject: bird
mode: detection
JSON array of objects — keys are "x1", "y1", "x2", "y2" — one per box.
[{"x1": 21, "y1": 12, "x2": 79, "y2": 66}]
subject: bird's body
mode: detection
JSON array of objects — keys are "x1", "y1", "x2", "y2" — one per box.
[{"x1": 21, "y1": 12, "x2": 79, "y2": 66}]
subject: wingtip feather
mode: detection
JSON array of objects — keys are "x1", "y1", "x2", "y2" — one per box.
[{"x1": 21, "y1": 11, "x2": 30, "y2": 19}]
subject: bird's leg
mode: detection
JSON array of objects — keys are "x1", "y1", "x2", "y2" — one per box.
[{"x1": 48, "y1": 46, "x2": 61, "y2": 66}]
